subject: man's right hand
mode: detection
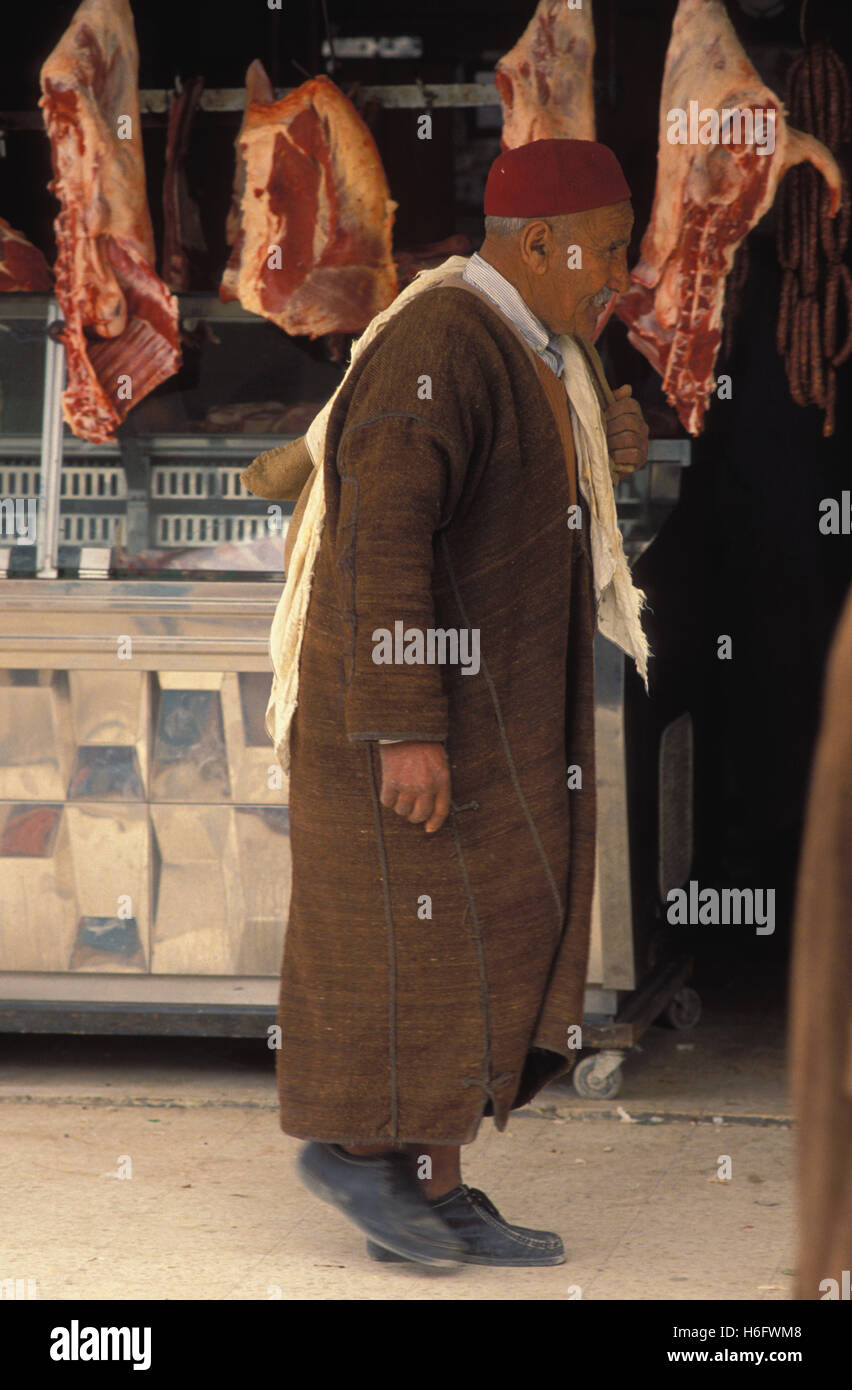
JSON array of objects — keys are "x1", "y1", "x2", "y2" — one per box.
[{"x1": 378, "y1": 741, "x2": 451, "y2": 834}]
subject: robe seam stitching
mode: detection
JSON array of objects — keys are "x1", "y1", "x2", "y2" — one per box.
[
  {"x1": 365, "y1": 745, "x2": 399, "y2": 1139},
  {"x1": 438, "y1": 531, "x2": 565, "y2": 928}
]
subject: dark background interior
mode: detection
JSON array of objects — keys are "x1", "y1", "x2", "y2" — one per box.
[{"x1": 1, "y1": 0, "x2": 851, "y2": 972}]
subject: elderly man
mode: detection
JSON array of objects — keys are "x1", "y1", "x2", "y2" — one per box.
[{"x1": 277, "y1": 138, "x2": 649, "y2": 1267}]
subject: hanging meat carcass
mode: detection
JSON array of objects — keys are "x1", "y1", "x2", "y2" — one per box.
[
  {"x1": 494, "y1": 2, "x2": 616, "y2": 342},
  {"x1": 221, "y1": 69, "x2": 398, "y2": 337},
  {"x1": 614, "y1": 0, "x2": 843, "y2": 436},
  {"x1": 0, "y1": 218, "x2": 52, "y2": 291},
  {"x1": 495, "y1": 0, "x2": 596, "y2": 148},
  {"x1": 161, "y1": 76, "x2": 207, "y2": 293},
  {"x1": 39, "y1": 0, "x2": 181, "y2": 445},
  {"x1": 224, "y1": 60, "x2": 275, "y2": 264}
]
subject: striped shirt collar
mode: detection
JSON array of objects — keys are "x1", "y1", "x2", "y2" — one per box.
[{"x1": 462, "y1": 251, "x2": 564, "y2": 378}]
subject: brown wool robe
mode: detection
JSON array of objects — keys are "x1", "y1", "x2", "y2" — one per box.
[
  {"x1": 789, "y1": 587, "x2": 852, "y2": 1299},
  {"x1": 276, "y1": 279, "x2": 598, "y2": 1144}
]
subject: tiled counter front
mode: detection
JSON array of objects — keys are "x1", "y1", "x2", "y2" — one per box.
[{"x1": 0, "y1": 581, "x2": 290, "y2": 990}]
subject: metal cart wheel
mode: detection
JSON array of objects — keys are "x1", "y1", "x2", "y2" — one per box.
[
  {"x1": 572, "y1": 1051, "x2": 625, "y2": 1099},
  {"x1": 659, "y1": 986, "x2": 702, "y2": 1030}
]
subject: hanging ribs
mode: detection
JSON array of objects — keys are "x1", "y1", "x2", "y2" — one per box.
[
  {"x1": 161, "y1": 75, "x2": 206, "y2": 293},
  {"x1": 221, "y1": 68, "x2": 398, "y2": 337},
  {"x1": 614, "y1": 0, "x2": 843, "y2": 436},
  {"x1": 39, "y1": 0, "x2": 180, "y2": 444},
  {"x1": 0, "y1": 218, "x2": 52, "y2": 291},
  {"x1": 495, "y1": 0, "x2": 596, "y2": 149}
]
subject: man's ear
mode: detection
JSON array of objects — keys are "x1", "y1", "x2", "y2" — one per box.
[{"x1": 519, "y1": 219, "x2": 553, "y2": 274}]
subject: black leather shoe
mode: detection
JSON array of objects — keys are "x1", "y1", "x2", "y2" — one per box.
[
  {"x1": 297, "y1": 1142, "x2": 465, "y2": 1267},
  {"x1": 365, "y1": 1184, "x2": 566, "y2": 1266}
]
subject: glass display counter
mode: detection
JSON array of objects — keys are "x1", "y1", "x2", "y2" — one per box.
[{"x1": 0, "y1": 293, "x2": 341, "y2": 1032}]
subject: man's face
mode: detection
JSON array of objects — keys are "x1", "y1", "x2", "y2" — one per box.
[{"x1": 531, "y1": 201, "x2": 634, "y2": 338}]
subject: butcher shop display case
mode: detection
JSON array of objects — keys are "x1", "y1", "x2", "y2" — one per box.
[
  {"x1": 0, "y1": 300, "x2": 695, "y2": 1092},
  {"x1": 0, "y1": 289, "x2": 342, "y2": 1032}
]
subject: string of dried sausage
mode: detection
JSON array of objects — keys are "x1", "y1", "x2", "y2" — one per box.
[{"x1": 776, "y1": 41, "x2": 850, "y2": 436}]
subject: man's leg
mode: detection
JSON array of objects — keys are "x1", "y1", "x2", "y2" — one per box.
[
  {"x1": 336, "y1": 1141, "x2": 565, "y2": 1265},
  {"x1": 298, "y1": 1141, "x2": 465, "y2": 1265},
  {"x1": 407, "y1": 1144, "x2": 462, "y2": 1198}
]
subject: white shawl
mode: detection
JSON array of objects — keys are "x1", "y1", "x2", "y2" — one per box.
[{"x1": 265, "y1": 256, "x2": 649, "y2": 772}]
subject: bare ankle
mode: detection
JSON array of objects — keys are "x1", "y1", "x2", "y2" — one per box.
[{"x1": 422, "y1": 1181, "x2": 458, "y2": 1200}]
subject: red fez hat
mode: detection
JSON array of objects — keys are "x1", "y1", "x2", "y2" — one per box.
[{"x1": 484, "y1": 138, "x2": 631, "y2": 217}]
